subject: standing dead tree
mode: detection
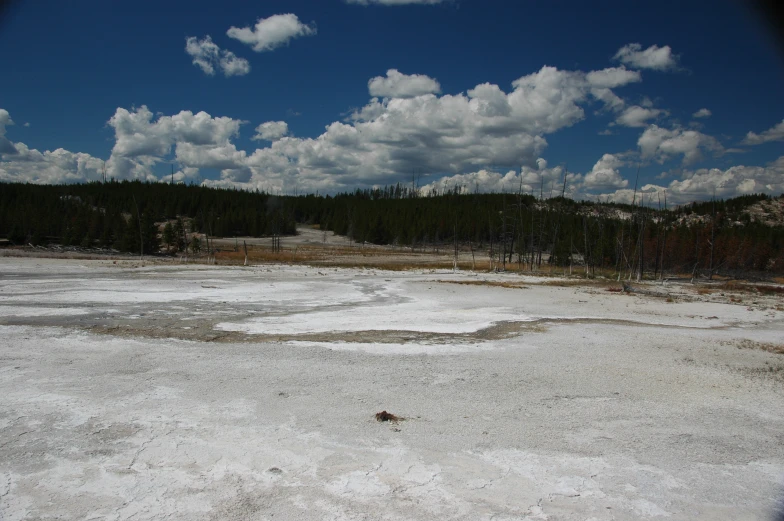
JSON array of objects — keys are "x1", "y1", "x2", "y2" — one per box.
[
  {"x1": 659, "y1": 190, "x2": 668, "y2": 280},
  {"x1": 638, "y1": 193, "x2": 647, "y2": 282},
  {"x1": 708, "y1": 193, "x2": 716, "y2": 280},
  {"x1": 452, "y1": 224, "x2": 459, "y2": 272},
  {"x1": 132, "y1": 195, "x2": 143, "y2": 261}
]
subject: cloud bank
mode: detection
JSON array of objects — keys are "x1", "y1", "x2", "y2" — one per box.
[{"x1": 2, "y1": 45, "x2": 780, "y2": 204}]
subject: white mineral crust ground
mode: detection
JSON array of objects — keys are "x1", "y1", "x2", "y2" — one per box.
[{"x1": 0, "y1": 257, "x2": 783, "y2": 520}]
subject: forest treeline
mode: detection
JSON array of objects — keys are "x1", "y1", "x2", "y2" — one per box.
[
  {"x1": 1, "y1": 180, "x2": 783, "y2": 277},
  {"x1": 0, "y1": 181, "x2": 296, "y2": 255},
  {"x1": 299, "y1": 187, "x2": 784, "y2": 278}
]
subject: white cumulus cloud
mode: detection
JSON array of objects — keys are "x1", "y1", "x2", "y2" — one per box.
[
  {"x1": 418, "y1": 153, "x2": 634, "y2": 198},
  {"x1": 418, "y1": 163, "x2": 573, "y2": 196},
  {"x1": 583, "y1": 153, "x2": 629, "y2": 189},
  {"x1": 0, "y1": 61, "x2": 661, "y2": 194},
  {"x1": 252, "y1": 121, "x2": 289, "y2": 141},
  {"x1": 741, "y1": 119, "x2": 784, "y2": 145},
  {"x1": 106, "y1": 106, "x2": 247, "y2": 179},
  {"x1": 0, "y1": 109, "x2": 17, "y2": 155},
  {"x1": 667, "y1": 159, "x2": 784, "y2": 199},
  {"x1": 185, "y1": 36, "x2": 250, "y2": 77},
  {"x1": 0, "y1": 108, "x2": 18, "y2": 154},
  {"x1": 0, "y1": 109, "x2": 13, "y2": 133},
  {"x1": 595, "y1": 156, "x2": 784, "y2": 205},
  {"x1": 638, "y1": 125, "x2": 723, "y2": 165},
  {"x1": 345, "y1": 0, "x2": 449, "y2": 4},
  {"x1": 2, "y1": 63, "x2": 642, "y2": 192},
  {"x1": 614, "y1": 43, "x2": 679, "y2": 71},
  {"x1": 615, "y1": 105, "x2": 666, "y2": 128},
  {"x1": 585, "y1": 66, "x2": 641, "y2": 88},
  {"x1": 0, "y1": 142, "x2": 111, "y2": 184},
  {"x1": 368, "y1": 69, "x2": 442, "y2": 98},
  {"x1": 227, "y1": 13, "x2": 316, "y2": 52},
  {"x1": 692, "y1": 108, "x2": 712, "y2": 119}
]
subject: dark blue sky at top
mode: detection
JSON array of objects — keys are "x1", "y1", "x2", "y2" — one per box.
[{"x1": 1, "y1": 0, "x2": 783, "y2": 190}]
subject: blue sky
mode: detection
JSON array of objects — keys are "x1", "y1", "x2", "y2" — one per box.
[{"x1": 1, "y1": 0, "x2": 783, "y2": 203}]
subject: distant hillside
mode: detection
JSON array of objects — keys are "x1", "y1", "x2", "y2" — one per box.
[
  {"x1": 1, "y1": 181, "x2": 783, "y2": 277},
  {"x1": 293, "y1": 188, "x2": 784, "y2": 277}
]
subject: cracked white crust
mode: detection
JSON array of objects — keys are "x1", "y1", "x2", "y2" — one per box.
[{"x1": 0, "y1": 258, "x2": 783, "y2": 520}]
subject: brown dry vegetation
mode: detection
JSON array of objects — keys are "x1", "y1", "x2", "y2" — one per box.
[
  {"x1": 717, "y1": 281, "x2": 784, "y2": 295},
  {"x1": 736, "y1": 339, "x2": 784, "y2": 355},
  {"x1": 211, "y1": 247, "x2": 632, "y2": 290},
  {"x1": 211, "y1": 244, "x2": 555, "y2": 274},
  {"x1": 540, "y1": 279, "x2": 595, "y2": 287},
  {"x1": 686, "y1": 281, "x2": 784, "y2": 301},
  {"x1": 754, "y1": 285, "x2": 784, "y2": 295},
  {"x1": 431, "y1": 280, "x2": 529, "y2": 290}
]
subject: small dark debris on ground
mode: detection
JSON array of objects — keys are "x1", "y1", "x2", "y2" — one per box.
[{"x1": 375, "y1": 410, "x2": 402, "y2": 422}]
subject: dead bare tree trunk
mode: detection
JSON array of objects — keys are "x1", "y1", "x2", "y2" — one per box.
[
  {"x1": 660, "y1": 190, "x2": 668, "y2": 280},
  {"x1": 654, "y1": 192, "x2": 662, "y2": 280},
  {"x1": 537, "y1": 174, "x2": 544, "y2": 269},
  {"x1": 708, "y1": 194, "x2": 716, "y2": 280},
  {"x1": 488, "y1": 213, "x2": 494, "y2": 271},
  {"x1": 583, "y1": 217, "x2": 590, "y2": 276},
  {"x1": 616, "y1": 225, "x2": 623, "y2": 281},
  {"x1": 530, "y1": 200, "x2": 535, "y2": 271},
  {"x1": 501, "y1": 195, "x2": 507, "y2": 272},
  {"x1": 132, "y1": 195, "x2": 143, "y2": 261},
  {"x1": 244, "y1": 240, "x2": 248, "y2": 266},
  {"x1": 452, "y1": 224, "x2": 458, "y2": 272},
  {"x1": 691, "y1": 228, "x2": 701, "y2": 284},
  {"x1": 638, "y1": 197, "x2": 646, "y2": 282}
]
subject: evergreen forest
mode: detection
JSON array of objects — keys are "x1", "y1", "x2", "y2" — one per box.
[{"x1": 1, "y1": 181, "x2": 783, "y2": 277}]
